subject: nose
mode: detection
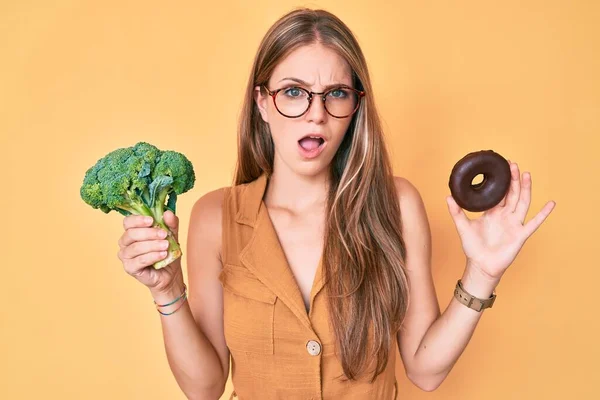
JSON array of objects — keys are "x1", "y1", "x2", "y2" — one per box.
[{"x1": 305, "y1": 95, "x2": 327, "y2": 123}]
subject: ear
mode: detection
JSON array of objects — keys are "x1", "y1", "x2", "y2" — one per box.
[{"x1": 254, "y1": 86, "x2": 269, "y2": 123}]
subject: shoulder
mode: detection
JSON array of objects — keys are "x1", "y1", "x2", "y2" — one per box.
[
  {"x1": 191, "y1": 186, "x2": 228, "y2": 221},
  {"x1": 392, "y1": 176, "x2": 426, "y2": 211},
  {"x1": 391, "y1": 176, "x2": 431, "y2": 245},
  {"x1": 189, "y1": 186, "x2": 230, "y2": 260},
  {"x1": 190, "y1": 178, "x2": 256, "y2": 230}
]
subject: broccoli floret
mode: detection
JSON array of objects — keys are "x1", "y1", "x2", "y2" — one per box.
[{"x1": 80, "y1": 141, "x2": 196, "y2": 269}]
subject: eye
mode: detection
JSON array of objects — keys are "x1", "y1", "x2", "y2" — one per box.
[
  {"x1": 328, "y1": 88, "x2": 349, "y2": 99},
  {"x1": 283, "y1": 87, "x2": 307, "y2": 98}
]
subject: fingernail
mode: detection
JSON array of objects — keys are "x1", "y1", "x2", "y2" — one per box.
[
  {"x1": 158, "y1": 230, "x2": 167, "y2": 238},
  {"x1": 145, "y1": 217, "x2": 153, "y2": 224}
]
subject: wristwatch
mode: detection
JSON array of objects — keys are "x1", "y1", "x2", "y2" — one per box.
[{"x1": 454, "y1": 279, "x2": 496, "y2": 312}]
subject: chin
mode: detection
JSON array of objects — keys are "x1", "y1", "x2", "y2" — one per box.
[{"x1": 295, "y1": 160, "x2": 334, "y2": 179}]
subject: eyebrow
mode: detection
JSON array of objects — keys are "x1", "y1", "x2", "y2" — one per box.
[{"x1": 277, "y1": 77, "x2": 351, "y2": 90}]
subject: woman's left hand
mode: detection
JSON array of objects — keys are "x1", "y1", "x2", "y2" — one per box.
[{"x1": 446, "y1": 160, "x2": 556, "y2": 281}]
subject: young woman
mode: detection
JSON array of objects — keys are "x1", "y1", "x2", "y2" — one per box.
[{"x1": 117, "y1": 8, "x2": 556, "y2": 400}]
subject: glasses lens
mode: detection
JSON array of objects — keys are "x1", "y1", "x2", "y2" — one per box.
[
  {"x1": 324, "y1": 87, "x2": 359, "y2": 118},
  {"x1": 275, "y1": 87, "x2": 310, "y2": 117},
  {"x1": 275, "y1": 87, "x2": 360, "y2": 118}
]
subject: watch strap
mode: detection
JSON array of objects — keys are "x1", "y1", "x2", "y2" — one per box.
[{"x1": 454, "y1": 279, "x2": 496, "y2": 312}]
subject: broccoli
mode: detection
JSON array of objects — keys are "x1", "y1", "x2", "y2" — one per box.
[{"x1": 80, "y1": 141, "x2": 196, "y2": 269}]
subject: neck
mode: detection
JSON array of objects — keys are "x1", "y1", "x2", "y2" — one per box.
[{"x1": 264, "y1": 167, "x2": 330, "y2": 213}]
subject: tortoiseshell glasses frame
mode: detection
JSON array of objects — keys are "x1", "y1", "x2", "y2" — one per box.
[{"x1": 261, "y1": 85, "x2": 366, "y2": 119}]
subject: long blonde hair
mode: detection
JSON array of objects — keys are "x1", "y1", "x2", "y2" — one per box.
[{"x1": 232, "y1": 7, "x2": 410, "y2": 383}]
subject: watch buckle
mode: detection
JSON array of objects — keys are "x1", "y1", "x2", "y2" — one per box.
[{"x1": 467, "y1": 296, "x2": 484, "y2": 312}]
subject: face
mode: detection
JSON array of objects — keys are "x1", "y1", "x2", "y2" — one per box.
[{"x1": 254, "y1": 43, "x2": 356, "y2": 177}]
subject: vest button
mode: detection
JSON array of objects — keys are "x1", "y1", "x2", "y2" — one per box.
[{"x1": 306, "y1": 340, "x2": 321, "y2": 356}]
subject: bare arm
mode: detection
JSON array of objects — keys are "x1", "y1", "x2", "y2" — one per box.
[
  {"x1": 394, "y1": 177, "x2": 499, "y2": 392},
  {"x1": 150, "y1": 187, "x2": 229, "y2": 399}
]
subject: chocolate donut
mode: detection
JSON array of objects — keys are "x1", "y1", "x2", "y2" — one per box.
[{"x1": 448, "y1": 150, "x2": 511, "y2": 212}]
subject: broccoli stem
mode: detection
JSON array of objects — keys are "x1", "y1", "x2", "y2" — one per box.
[
  {"x1": 149, "y1": 191, "x2": 182, "y2": 270},
  {"x1": 119, "y1": 190, "x2": 153, "y2": 216}
]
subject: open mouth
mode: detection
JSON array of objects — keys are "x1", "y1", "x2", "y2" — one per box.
[{"x1": 298, "y1": 136, "x2": 325, "y2": 151}]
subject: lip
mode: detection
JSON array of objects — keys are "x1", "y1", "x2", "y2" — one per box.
[{"x1": 298, "y1": 133, "x2": 327, "y2": 141}]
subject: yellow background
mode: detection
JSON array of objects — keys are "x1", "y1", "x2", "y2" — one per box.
[{"x1": 2, "y1": 0, "x2": 598, "y2": 398}]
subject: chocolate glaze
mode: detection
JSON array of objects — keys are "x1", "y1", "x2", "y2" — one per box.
[{"x1": 448, "y1": 150, "x2": 511, "y2": 212}]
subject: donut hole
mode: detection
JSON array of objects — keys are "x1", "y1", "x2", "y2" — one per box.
[{"x1": 471, "y1": 173, "x2": 486, "y2": 190}]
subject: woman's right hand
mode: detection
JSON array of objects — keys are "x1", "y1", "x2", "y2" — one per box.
[{"x1": 117, "y1": 210, "x2": 183, "y2": 293}]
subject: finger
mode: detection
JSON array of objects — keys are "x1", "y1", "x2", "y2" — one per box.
[
  {"x1": 504, "y1": 161, "x2": 521, "y2": 212},
  {"x1": 123, "y1": 238, "x2": 170, "y2": 259},
  {"x1": 121, "y1": 238, "x2": 170, "y2": 260},
  {"x1": 522, "y1": 201, "x2": 556, "y2": 239},
  {"x1": 163, "y1": 210, "x2": 179, "y2": 241},
  {"x1": 120, "y1": 227, "x2": 167, "y2": 248},
  {"x1": 514, "y1": 171, "x2": 532, "y2": 224},
  {"x1": 164, "y1": 210, "x2": 179, "y2": 231},
  {"x1": 123, "y1": 250, "x2": 168, "y2": 276},
  {"x1": 123, "y1": 215, "x2": 154, "y2": 230},
  {"x1": 493, "y1": 189, "x2": 509, "y2": 210},
  {"x1": 446, "y1": 195, "x2": 470, "y2": 235}
]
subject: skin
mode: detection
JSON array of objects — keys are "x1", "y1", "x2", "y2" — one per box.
[
  {"x1": 252, "y1": 42, "x2": 356, "y2": 310},
  {"x1": 116, "y1": 42, "x2": 556, "y2": 395}
]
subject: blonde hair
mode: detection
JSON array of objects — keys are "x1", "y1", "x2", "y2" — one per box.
[{"x1": 232, "y1": 7, "x2": 409, "y2": 383}]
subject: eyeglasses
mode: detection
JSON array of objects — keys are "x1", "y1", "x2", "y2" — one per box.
[{"x1": 262, "y1": 85, "x2": 365, "y2": 119}]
